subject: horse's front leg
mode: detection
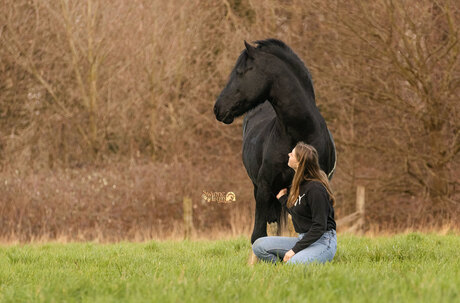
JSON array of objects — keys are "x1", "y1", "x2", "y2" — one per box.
[{"x1": 250, "y1": 184, "x2": 280, "y2": 244}]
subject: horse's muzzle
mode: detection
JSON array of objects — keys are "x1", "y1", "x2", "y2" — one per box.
[{"x1": 214, "y1": 103, "x2": 234, "y2": 124}]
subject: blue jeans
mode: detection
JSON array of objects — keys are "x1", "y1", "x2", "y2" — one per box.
[{"x1": 252, "y1": 229, "x2": 337, "y2": 265}]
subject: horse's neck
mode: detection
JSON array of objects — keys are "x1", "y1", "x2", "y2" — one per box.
[{"x1": 269, "y1": 75, "x2": 321, "y2": 138}]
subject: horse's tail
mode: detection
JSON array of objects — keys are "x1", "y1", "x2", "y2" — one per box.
[{"x1": 327, "y1": 128, "x2": 337, "y2": 180}]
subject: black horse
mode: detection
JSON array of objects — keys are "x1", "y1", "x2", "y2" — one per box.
[{"x1": 213, "y1": 39, "x2": 336, "y2": 244}]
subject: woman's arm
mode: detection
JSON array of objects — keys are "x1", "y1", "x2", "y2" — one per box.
[
  {"x1": 291, "y1": 184, "x2": 330, "y2": 253},
  {"x1": 277, "y1": 186, "x2": 290, "y2": 207},
  {"x1": 276, "y1": 188, "x2": 287, "y2": 199}
]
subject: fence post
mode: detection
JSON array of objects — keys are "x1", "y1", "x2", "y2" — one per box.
[
  {"x1": 356, "y1": 185, "x2": 365, "y2": 234},
  {"x1": 183, "y1": 196, "x2": 193, "y2": 239}
]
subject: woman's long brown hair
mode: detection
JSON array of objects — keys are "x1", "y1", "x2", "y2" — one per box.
[{"x1": 286, "y1": 142, "x2": 336, "y2": 208}]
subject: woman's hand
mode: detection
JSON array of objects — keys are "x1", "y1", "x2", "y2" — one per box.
[
  {"x1": 276, "y1": 188, "x2": 287, "y2": 199},
  {"x1": 283, "y1": 249, "x2": 295, "y2": 262}
]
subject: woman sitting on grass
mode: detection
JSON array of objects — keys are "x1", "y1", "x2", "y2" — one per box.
[{"x1": 252, "y1": 142, "x2": 337, "y2": 265}]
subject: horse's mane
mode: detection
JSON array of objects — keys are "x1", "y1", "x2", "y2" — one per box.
[{"x1": 254, "y1": 39, "x2": 315, "y2": 100}]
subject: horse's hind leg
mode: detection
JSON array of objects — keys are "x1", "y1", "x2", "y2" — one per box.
[{"x1": 277, "y1": 207, "x2": 291, "y2": 236}]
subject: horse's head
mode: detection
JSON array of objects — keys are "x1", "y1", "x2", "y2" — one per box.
[{"x1": 214, "y1": 41, "x2": 270, "y2": 124}]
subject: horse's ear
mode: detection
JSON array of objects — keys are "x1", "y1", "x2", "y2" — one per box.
[{"x1": 244, "y1": 40, "x2": 256, "y2": 58}]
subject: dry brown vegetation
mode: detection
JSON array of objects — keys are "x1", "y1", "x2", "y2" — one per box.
[{"x1": 0, "y1": 0, "x2": 459, "y2": 242}]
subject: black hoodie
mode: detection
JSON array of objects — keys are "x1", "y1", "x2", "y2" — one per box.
[{"x1": 278, "y1": 180, "x2": 336, "y2": 253}]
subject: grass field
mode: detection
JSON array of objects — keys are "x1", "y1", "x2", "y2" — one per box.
[{"x1": 0, "y1": 233, "x2": 459, "y2": 302}]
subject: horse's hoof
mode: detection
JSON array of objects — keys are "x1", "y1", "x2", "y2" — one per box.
[{"x1": 248, "y1": 250, "x2": 259, "y2": 266}]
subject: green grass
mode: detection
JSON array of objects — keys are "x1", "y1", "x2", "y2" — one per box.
[{"x1": 0, "y1": 233, "x2": 459, "y2": 302}]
